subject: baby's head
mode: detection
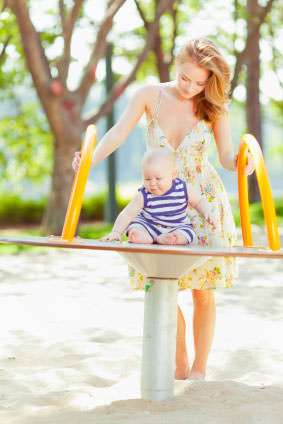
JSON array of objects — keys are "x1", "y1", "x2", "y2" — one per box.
[{"x1": 141, "y1": 148, "x2": 177, "y2": 196}]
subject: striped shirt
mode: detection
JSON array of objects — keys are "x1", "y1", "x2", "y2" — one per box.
[{"x1": 138, "y1": 178, "x2": 190, "y2": 229}]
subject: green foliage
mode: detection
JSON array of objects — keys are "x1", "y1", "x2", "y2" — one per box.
[
  {"x1": 80, "y1": 193, "x2": 105, "y2": 221},
  {"x1": 78, "y1": 222, "x2": 114, "y2": 240},
  {"x1": 0, "y1": 222, "x2": 115, "y2": 254},
  {"x1": 0, "y1": 227, "x2": 44, "y2": 254},
  {"x1": 0, "y1": 9, "x2": 54, "y2": 189},
  {"x1": 1, "y1": 194, "x2": 283, "y2": 254},
  {"x1": 0, "y1": 188, "x2": 131, "y2": 228},
  {"x1": 0, "y1": 193, "x2": 46, "y2": 226},
  {"x1": 119, "y1": 0, "x2": 203, "y2": 83},
  {"x1": 159, "y1": 12, "x2": 176, "y2": 51},
  {"x1": 269, "y1": 99, "x2": 283, "y2": 119},
  {"x1": 0, "y1": 190, "x2": 128, "y2": 253},
  {"x1": 136, "y1": 51, "x2": 158, "y2": 82},
  {"x1": 2, "y1": 188, "x2": 283, "y2": 230},
  {"x1": 0, "y1": 103, "x2": 53, "y2": 185},
  {"x1": 0, "y1": 9, "x2": 26, "y2": 95},
  {"x1": 81, "y1": 189, "x2": 131, "y2": 221},
  {"x1": 231, "y1": 198, "x2": 283, "y2": 227},
  {"x1": 135, "y1": 0, "x2": 155, "y2": 22},
  {"x1": 78, "y1": 222, "x2": 128, "y2": 241}
]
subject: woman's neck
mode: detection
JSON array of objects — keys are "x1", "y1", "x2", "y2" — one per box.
[{"x1": 165, "y1": 81, "x2": 195, "y2": 104}]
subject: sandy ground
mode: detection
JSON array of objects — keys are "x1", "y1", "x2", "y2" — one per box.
[{"x1": 0, "y1": 226, "x2": 283, "y2": 424}]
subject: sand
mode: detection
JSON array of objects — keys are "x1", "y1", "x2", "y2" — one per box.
[{"x1": 0, "y1": 226, "x2": 283, "y2": 423}]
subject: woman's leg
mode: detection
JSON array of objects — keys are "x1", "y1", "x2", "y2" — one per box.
[
  {"x1": 175, "y1": 305, "x2": 190, "y2": 379},
  {"x1": 189, "y1": 289, "x2": 216, "y2": 380}
]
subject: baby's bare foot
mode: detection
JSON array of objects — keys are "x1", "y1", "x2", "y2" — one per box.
[
  {"x1": 157, "y1": 232, "x2": 188, "y2": 245},
  {"x1": 128, "y1": 229, "x2": 153, "y2": 244}
]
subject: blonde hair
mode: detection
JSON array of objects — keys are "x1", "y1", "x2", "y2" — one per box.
[
  {"x1": 177, "y1": 38, "x2": 231, "y2": 122},
  {"x1": 142, "y1": 148, "x2": 174, "y2": 169}
]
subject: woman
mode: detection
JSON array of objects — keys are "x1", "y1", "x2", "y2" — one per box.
[{"x1": 72, "y1": 38, "x2": 254, "y2": 381}]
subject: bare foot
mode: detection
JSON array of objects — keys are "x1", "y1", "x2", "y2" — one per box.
[
  {"x1": 128, "y1": 228, "x2": 153, "y2": 244},
  {"x1": 157, "y1": 231, "x2": 188, "y2": 245},
  {"x1": 188, "y1": 370, "x2": 205, "y2": 381},
  {"x1": 175, "y1": 365, "x2": 190, "y2": 380}
]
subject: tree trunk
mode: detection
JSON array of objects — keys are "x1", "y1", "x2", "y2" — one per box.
[
  {"x1": 246, "y1": 0, "x2": 262, "y2": 203},
  {"x1": 42, "y1": 130, "x2": 81, "y2": 235},
  {"x1": 155, "y1": 34, "x2": 170, "y2": 82}
]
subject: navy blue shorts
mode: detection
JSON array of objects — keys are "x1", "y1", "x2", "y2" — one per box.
[{"x1": 126, "y1": 216, "x2": 196, "y2": 244}]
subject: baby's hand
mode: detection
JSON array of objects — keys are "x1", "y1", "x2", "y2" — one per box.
[
  {"x1": 100, "y1": 231, "x2": 122, "y2": 242},
  {"x1": 72, "y1": 151, "x2": 81, "y2": 173},
  {"x1": 203, "y1": 213, "x2": 216, "y2": 230}
]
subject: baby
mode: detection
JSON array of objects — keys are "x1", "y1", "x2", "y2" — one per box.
[{"x1": 101, "y1": 148, "x2": 215, "y2": 245}]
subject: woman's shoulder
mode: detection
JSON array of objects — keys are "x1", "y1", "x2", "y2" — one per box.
[
  {"x1": 134, "y1": 83, "x2": 163, "y2": 99},
  {"x1": 202, "y1": 119, "x2": 213, "y2": 132},
  {"x1": 135, "y1": 82, "x2": 175, "y2": 98},
  {"x1": 211, "y1": 106, "x2": 231, "y2": 128},
  {"x1": 132, "y1": 84, "x2": 165, "y2": 115}
]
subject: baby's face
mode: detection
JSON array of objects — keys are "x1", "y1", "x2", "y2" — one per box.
[{"x1": 142, "y1": 160, "x2": 176, "y2": 196}]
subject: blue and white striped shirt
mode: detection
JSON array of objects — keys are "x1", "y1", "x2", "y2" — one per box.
[{"x1": 138, "y1": 178, "x2": 190, "y2": 229}]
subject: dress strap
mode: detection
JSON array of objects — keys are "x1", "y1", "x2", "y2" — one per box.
[{"x1": 152, "y1": 89, "x2": 162, "y2": 122}]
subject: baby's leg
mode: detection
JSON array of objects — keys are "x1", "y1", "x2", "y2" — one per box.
[
  {"x1": 156, "y1": 231, "x2": 188, "y2": 245},
  {"x1": 128, "y1": 227, "x2": 153, "y2": 244},
  {"x1": 157, "y1": 224, "x2": 195, "y2": 245}
]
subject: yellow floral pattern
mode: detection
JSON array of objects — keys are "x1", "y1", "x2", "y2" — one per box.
[{"x1": 129, "y1": 117, "x2": 238, "y2": 290}]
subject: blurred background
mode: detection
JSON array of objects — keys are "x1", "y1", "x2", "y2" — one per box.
[{"x1": 0, "y1": 0, "x2": 282, "y2": 239}]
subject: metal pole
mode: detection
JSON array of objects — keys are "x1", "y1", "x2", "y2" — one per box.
[
  {"x1": 141, "y1": 277, "x2": 179, "y2": 401},
  {"x1": 105, "y1": 43, "x2": 118, "y2": 222}
]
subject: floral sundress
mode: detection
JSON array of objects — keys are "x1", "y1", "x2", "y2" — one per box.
[{"x1": 129, "y1": 90, "x2": 238, "y2": 290}]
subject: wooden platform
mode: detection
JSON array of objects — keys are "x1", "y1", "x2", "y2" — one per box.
[{"x1": 0, "y1": 235, "x2": 282, "y2": 259}]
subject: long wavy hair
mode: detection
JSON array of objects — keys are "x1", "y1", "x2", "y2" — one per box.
[{"x1": 177, "y1": 38, "x2": 231, "y2": 122}]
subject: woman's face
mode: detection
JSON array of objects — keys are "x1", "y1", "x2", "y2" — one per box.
[{"x1": 176, "y1": 60, "x2": 210, "y2": 100}]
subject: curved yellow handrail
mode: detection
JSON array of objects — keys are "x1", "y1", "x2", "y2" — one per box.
[
  {"x1": 238, "y1": 134, "x2": 280, "y2": 251},
  {"x1": 61, "y1": 125, "x2": 97, "y2": 242}
]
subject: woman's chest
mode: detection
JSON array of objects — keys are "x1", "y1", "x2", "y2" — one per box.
[
  {"x1": 157, "y1": 108, "x2": 199, "y2": 149},
  {"x1": 150, "y1": 122, "x2": 211, "y2": 155}
]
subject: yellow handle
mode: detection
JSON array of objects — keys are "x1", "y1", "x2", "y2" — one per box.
[
  {"x1": 61, "y1": 125, "x2": 97, "y2": 242},
  {"x1": 238, "y1": 133, "x2": 280, "y2": 251}
]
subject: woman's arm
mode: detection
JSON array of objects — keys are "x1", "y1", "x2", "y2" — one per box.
[
  {"x1": 72, "y1": 86, "x2": 151, "y2": 172},
  {"x1": 72, "y1": 85, "x2": 151, "y2": 172},
  {"x1": 92, "y1": 86, "x2": 151, "y2": 167},
  {"x1": 187, "y1": 185, "x2": 216, "y2": 229},
  {"x1": 100, "y1": 191, "x2": 144, "y2": 241},
  {"x1": 213, "y1": 110, "x2": 255, "y2": 175},
  {"x1": 213, "y1": 110, "x2": 237, "y2": 172}
]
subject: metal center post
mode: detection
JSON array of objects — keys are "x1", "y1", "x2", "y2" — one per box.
[{"x1": 141, "y1": 277, "x2": 179, "y2": 401}]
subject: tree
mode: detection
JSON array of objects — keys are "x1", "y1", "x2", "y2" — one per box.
[
  {"x1": 134, "y1": 0, "x2": 177, "y2": 82},
  {"x1": 0, "y1": 5, "x2": 52, "y2": 189},
  {"x1": 132, "y1": 0, "x2": 202, "y2": 82},
  {"x1": 230, "y1": 0, "x2": 277, "y2": 203},
  {"x1": 0, "y1": 4, "x2": 24, "y2": 95},
  {"x1": 5, "y1": 0, "x2": 177, "y2": 235},
  {"x1": 0, "y1": 103, "x2": 53, "y2": 188}
]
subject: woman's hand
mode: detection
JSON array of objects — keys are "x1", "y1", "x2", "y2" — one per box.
[
  {"x1": 245, "y1": 152, "x2": 255, "y2": 176},
  {"x1": 234, "y1": 152, "x2": 255, "y2": 176},
  {"x1": 72, "y1": 152, "x2": 81, "y2": 173},
  {"x1": 100, "y1": 231, "x2": 122, "y2": 242}
]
